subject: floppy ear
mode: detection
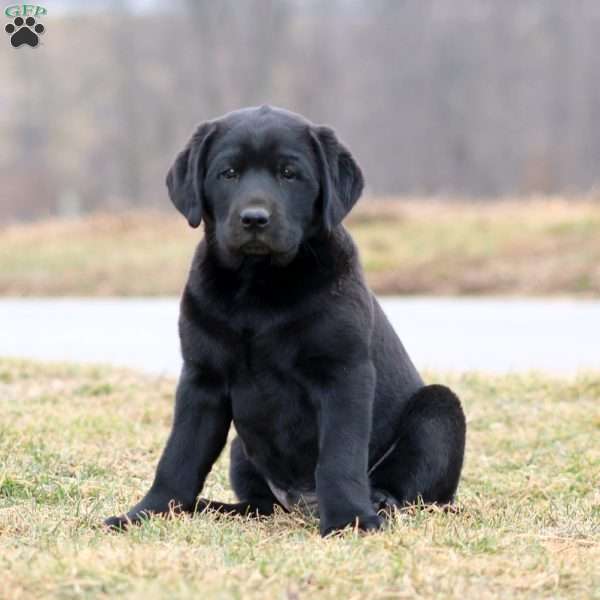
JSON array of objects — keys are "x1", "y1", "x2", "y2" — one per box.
[
  {"x1": 310, "y1": 126, "x2": 364, "y2": 230},
  {"x1": 166, "y1": 122, "x2": 217, "y2": 228}
]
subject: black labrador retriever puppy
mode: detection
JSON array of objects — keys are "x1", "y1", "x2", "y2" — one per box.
[{"x1": 104, "y1": 106, "x2": 466, "y2": 536}]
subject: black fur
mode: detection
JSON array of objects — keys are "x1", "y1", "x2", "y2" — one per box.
[{"x1": 104, "y1": 106, "x2": 466, "y2": 537}]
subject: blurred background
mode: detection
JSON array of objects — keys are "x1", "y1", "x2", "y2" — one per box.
[
  {"x1": 1, "y1": 0, "x2": 600, "y2": 298},
  {"x1": 3, "y1": 0, "x2": 600, "y2": 219}
]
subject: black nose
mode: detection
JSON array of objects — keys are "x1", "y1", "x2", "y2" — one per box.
[{"x1": 240, "y1": 207, "x2": 270, "y2": 228}]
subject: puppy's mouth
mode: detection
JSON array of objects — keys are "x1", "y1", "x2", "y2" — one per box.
[{"x1": 241, "y1": 240, "x2": 271, "y2": 256}]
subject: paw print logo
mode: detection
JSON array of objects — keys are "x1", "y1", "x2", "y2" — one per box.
[{"x1": 5, "y1": 16, "x2": 45, "y2": 48}]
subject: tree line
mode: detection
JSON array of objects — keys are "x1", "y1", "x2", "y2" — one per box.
[{"x1": 2, "y1": 0, "x2": 600, "y2": 221}]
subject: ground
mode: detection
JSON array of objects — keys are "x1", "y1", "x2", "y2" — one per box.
[
  {"x1": 2, "y1": 198, "x2": 600, "y2": 297},
  {"x1": 0, "y1": 359, "x2": 598, "y2": 599}
]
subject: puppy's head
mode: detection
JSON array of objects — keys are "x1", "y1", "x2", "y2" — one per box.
[{"x1": 166, "y1": 105, "x2": 363, "y2": 267}]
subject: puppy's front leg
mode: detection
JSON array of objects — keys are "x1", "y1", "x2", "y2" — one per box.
[
  {"x1": 316, "y1": 360, "x2": 381, "y2": 536},
  {"x1": 104, "y1": 363, "x2": 231, "y2": 529}
]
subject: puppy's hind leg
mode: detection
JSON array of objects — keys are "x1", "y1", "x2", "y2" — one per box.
[
  {"x1": 197, "y1": 437, "x2": 282, "y2": 517},
  {"x1": 370, "y1": 384, "x2": 466, "y2": 508}
]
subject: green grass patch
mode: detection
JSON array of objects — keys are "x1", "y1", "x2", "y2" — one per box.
[{"x1": 0, "y1": 359, "x2": 598, "y2": 599}]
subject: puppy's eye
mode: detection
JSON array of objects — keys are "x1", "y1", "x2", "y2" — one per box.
[
  {"x1": 280, "y1": 165, "x2": 296, "y2": 180},
  {"x1": 220, "y1": 168, "x2": 239, "y2": 180}
]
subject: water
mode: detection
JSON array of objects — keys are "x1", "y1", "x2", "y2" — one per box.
[{"x1": 1, "y1": 297, "x2": 598, "y2": 375}]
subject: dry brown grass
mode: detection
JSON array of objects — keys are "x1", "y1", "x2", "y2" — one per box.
[
  {"x1": 1, "y1": 359, "x2": 599, "y2": 599},
  {"x1": 1, "y1": 197, "x2": 600, "y2": 296}
]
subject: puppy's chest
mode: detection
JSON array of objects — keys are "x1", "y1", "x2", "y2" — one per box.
[
  {"x1": 194, "y1": 311, "x2": 329, "y2": 384},
  {"x1": 228, "y1": 324, "x2": 324, "y2": 409},
  {"x1": 229, "y1": 330, "x2": 321, "y2": 489},
  {"x1": 229, "y1": 333, "x2": 318, "y2": 438}
]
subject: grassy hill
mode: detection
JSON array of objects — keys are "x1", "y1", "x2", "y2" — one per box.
[{"x1": 1, "y1": 198, "x2": 600, "y2": 296}]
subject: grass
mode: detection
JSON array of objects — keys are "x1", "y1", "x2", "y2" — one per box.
[
  {"x1": 2, "y1": 197, "x2": 600, "y2": 296},
  {"x1": 0, "y1": 359, "x2": 598, "y2": 599}
]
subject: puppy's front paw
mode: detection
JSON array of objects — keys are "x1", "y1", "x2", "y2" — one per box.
[
  {"x1": 320, "y1": 513, "x2": 382, "y2": 537},
  {"x1": 358, "y1": 513, "x2": 383, "y2": 532},
  {"x1": 103, "y1": 514, "x2": 142, "y2": 531}
]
